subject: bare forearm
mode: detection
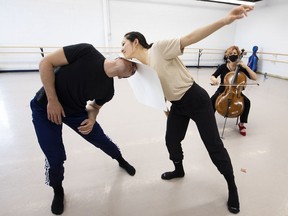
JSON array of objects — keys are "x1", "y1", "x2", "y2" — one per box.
[
  {"x1": 39, "y1": 47, "x2": 68, "y2": 102},
  {"x1": 238, "y1": 61, "x2": 257, "y2": 81},
  {"x1": 210, "y1": 75, "x2": 219, "y2": 85},
  {"x1": 244, "y1": 65, "x2": 257, "y2": 80},
  {"x1": 39, "y1": 59, "x2": 59, "y2": 102},
  {"x1": 87, "y1": 108, "x2": 99, "y2": 121},
  {"x1": 86, "y1": 102, "x2": 101, "y2": 121}
]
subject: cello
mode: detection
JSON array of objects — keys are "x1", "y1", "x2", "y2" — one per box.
[{"x1": 215, "y1": 49, "x2": 246, "y2": 119}]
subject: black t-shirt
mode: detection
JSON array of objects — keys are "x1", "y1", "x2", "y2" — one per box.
[
  {"x1": 212, "y1": 64, "x2": 251, "y2": 93},
  {"x1": 35, "y1": 43, "x2": 114, "y2": 115}
]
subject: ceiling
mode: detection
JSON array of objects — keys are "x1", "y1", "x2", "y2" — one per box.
[
  {"x1": 196, "y1": 0, "x2": 263, "y2": 6},
  {"x1": 111, "y1": 0, "x2": 266, "y2": 8}
]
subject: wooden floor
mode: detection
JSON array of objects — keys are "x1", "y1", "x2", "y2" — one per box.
[{"x1": 0, "y1": 68, "x2": 287, "y2": 216}]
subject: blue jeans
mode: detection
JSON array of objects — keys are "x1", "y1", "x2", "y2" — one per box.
[{"x1": 30, "y1": 97, "x2": 121, "y2": 187}]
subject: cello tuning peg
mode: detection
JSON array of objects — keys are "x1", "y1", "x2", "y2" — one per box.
[{"x1": 240, "y1": 49, "x2": 247, "y2": 56}]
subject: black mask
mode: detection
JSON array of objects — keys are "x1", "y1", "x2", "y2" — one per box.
[{"x1": 228, "y1": 55, "x2": 238, "y2": 62}]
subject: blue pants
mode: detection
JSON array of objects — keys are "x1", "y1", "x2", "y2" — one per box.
[{"x1": 30, "y1": 97, "x2": 121, "y2": 187}]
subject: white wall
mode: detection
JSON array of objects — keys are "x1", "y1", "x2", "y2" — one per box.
[
  {"x1": 235, "y1": 0, "x2": 288, "y2": 78},
  {"x1": 0, "y1": 0, "x2": 287, "y2": 78},
  {"x1": 0, "y1": 0, "x2": 105, "y2": 46},
  {"x1": 107, "y1": 0, "x2": 238, "y2": 66},
  {"x1": 108, "y1": 0, "x2": 236, "y2": 47},
  {"x1": 0, "y1": 0, "x2": 106, "y2": 70}
]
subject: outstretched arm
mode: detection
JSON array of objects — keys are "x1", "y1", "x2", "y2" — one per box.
[{"x1": 180, "y1": 5, "x2": 254, "y2": 50}]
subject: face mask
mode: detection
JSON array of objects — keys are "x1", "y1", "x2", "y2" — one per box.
[{"x1": 228, "y1": 54, "x2": 238, "y2": 62}]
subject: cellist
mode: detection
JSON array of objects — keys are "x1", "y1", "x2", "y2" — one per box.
[{"x1": 210, "y1": 45, "x2": 257, "y2": 136}]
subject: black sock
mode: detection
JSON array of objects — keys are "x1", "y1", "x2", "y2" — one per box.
[
  {"x1": 224, "y1": 174, "x2": 240, "y2": 214},
  {"x1": 227, "y1": 189, "x2": 240, "y2": 214},
  {"x1": 117, "y1": 156, "x2": 136, "y2": 176},
  {"x1": 51, "y1": 185, "x2": 64, "y2": 215},
  {"x1": 161, "y1": 161, "x2": 185, "y2": 180}
]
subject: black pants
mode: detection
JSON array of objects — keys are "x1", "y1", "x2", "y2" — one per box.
[
  {"x1": 166, "y1": 83, "x2": 234, "y2": 175},
  {"x1": 211, "y1": 90, "x2": 251, "y2": 123}
]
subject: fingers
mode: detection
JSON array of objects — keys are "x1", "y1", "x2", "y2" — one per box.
[
  {"x1": 78, "y1": 124, "x2": 89, "y2": 134},
  {"x1": 78, "y1": 127, "x2": 92, "y2": 135},
  {"x1": 241, "y1": 5, "x2": 254, "y2": 16},
  {"x1": 78, "y1": 128, "x2": 91, "y2": 135},
  {"x1": 47, "y1": 112, "x2": 62, "y2": 125},
  {"x1": 164, "y1": 110, "x2": 169, "y2": 117},
  {"x1": 232, "y1": 5, "x2": 253, "y2": 19},
  {"x1": 243, "y1": 5, "x2": 254, "y2": 10},
  {"x1": 78, "y1": 119, "x2": 94, "y2": 134},
  {"x1": 47, "y1": 101, "x2": 65, "y2": 125},
  {"x1": 61, "y1": 109, "x2": 66, "y2": 118}
]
